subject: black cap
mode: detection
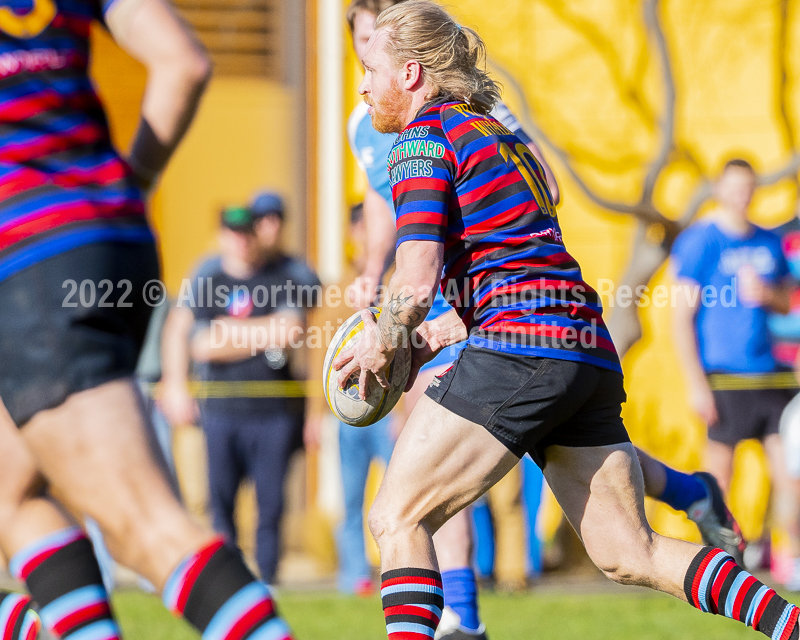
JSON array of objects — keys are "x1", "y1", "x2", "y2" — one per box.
[{"x1": 220, "y1": 205, "x2": 256, "y2": 232}]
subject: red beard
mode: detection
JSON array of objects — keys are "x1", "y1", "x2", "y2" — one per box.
[{"x1": 370, "y1": 79, "x2": 410, "y2": 134}]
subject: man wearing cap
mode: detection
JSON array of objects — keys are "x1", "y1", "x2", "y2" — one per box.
[{"x1": 161, "y1": 196, "x2": 321, "y2": 583}]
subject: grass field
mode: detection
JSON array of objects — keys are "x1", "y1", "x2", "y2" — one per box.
[{"x1": 111, "y1": 586, "x2": 800, "y2": 640}]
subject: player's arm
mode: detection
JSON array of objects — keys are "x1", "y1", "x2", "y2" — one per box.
[
  {"x1": 334, "y1": 241, "x2": 442, "y2": 396},
  {"x1": 334, "y1": 121, "x2": 454, "y2": 396},
  {"x1": 403, "y1": 306, "x2": 468, "y2": 392},
  {"x1": 105, "y1": 0, "x2": 212, "y2": 191},
  {"x1": 352, "y1": 185, "x2": 398, "y2": 307},
  {"x1": 416, "y1": 307, "x2": 468, "y2": 355},
  {"x1": 376, "y1": 240, "x2": 442, "y2": 349},
  {"x1": 670, "y1": 231, "x2": 719, "y2": 425},
  {"x1": 738, "y1": 267, "x2": 792, "y2": 314},
  {"x1": 191, "y1": 310, "x2": 304, "y2": 363},
  {"x1": 159, "y1": 304, "x2": 199, "y2": 426}
]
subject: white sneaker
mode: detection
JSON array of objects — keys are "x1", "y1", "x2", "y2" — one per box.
[{"x1": 435, "y1": 606, "x2": 488, "y2": 640}]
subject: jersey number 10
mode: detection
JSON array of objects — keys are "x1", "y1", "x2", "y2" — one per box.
[{"x1": 498, "y1": 141, "x2": 556, "y2": 218}]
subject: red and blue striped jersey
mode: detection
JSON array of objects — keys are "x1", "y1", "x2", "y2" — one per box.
[
  {"x1": 391, "y1": 100, "x2": 621, "y2": 373},
  {"x1": 0, "y1": 0, "x2": 151, "y2": 283}
]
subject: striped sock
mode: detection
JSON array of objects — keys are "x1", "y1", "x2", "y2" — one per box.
[
  {"x1": 10, "y1": 527, "x2": 121, "y2": 640},
  {"x1": 381, "y1": 568, "x2": 444, "y2": 640},
  {"x1": 0, "y1": 592, "x2": 41, "y2": 640},
  {"x1": 163, "y1": 537, "x2": 294, "y2": 640},
  {"x1": 685, "y1": 546, "x2": 800, "y2": 640}
]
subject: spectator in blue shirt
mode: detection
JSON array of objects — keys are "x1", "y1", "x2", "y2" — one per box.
[{"x1": 671, "y1": 158, "x2": 798, "y2": 586}]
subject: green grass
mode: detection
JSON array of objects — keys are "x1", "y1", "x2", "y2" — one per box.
[{"x1": 111, "y1": 588, "x2": 800, "y2": 640}]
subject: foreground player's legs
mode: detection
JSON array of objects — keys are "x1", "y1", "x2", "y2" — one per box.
[
  {"x1": 405, "y1": 365, "x2": 487, "y2": 638},
  {"x1": 21, "y1": 379, "x2": 294, "y2": 639},
  {"x1": 369, "y1": 397, "x2": 518, "y2": 639},
  {"x1": 0, "y1": 403, "x2": 110, "y2": 640},
  {"x1": 546, "y1": 442, "x2": 798, "y2": 638},
  {"x1": 371, "y1": 397, "x2": 799, "y2": 640}
]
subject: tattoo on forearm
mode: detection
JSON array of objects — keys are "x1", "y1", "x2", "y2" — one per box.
[{"x1": 378, "y1": 291, "x2": 427, "y2": 350}]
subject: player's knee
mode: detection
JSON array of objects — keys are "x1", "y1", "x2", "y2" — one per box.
[
  {"x1": 367, "y1": 500, "x2": 393, "y2": 544},
  {"x1": 368, "y1": 497, "x2": 419, "y2": 546},
  {"x1": 0, "y1": 459, "x2": 43, "y2": 529}
]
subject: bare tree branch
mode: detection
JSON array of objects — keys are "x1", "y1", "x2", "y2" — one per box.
[
  {"x1": 758, "y1": 153, "x2": 800, "y2": 186},
  {"x1": 777, "y1": 0, "x2": 798, "y2": 152},
  {"x1": 537, "y1": 0, "x2": 657, "y2": 129},
  {"x1": 606, "y1": 220, "x2": 672, "y2": 356},
  {"x1": 640, "y1": 0, "x2": 676, "y2": 205},
  {"x1": 491, "y1": 60, "x2": 671, "y2": 225},
  {"x1": 677, "y1": 179, "x2": 713, "y2": 227}
]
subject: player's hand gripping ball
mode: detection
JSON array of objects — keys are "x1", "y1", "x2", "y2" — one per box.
[{"x1": 324, "y1": 307, "x2": 411, "y2": 426}]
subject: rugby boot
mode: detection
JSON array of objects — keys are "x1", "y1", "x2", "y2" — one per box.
[{"x1": 687, "y1": 471, "x2": 746, "y2": 566}]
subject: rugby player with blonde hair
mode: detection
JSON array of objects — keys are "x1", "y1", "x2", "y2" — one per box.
[
  {"x1": 335, "y1": 2, "x2": 796, "y2": 639},
  {"x1": 344, "y1": 1, "x2": 562, "y2": 636}
]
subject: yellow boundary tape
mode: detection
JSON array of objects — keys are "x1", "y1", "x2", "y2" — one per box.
[
  {"x1": 707, "y1": 372, "x2": 799, "y2": 391},
  {"x1": 152, "y1": 380, "x2": 323, "y2": 398},
  {"x1": 149, "y1": 372, "x2": 799, "y2": 397}
]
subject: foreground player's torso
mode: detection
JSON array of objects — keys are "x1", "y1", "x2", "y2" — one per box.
[{"x1": 0, "y1": 0, "x2": 149, "y2": 284}]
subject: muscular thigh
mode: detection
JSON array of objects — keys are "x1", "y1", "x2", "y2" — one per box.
[
  {"x1": 543, "y1": 443, "x2": 652, "y2": 561},
  {"x1": 21, "y1": 379, "x2": 181, "y2": 531},
  {"x1": 424, "y1": 346, "x2": 629, "y2": 469},
  {"x1": 376, "y1": 395, "x2": 518, "y2": 534}
]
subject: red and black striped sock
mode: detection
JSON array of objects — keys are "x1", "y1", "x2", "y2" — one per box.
[
  {"x1": 0, "y1": 592, "x2": 40, "y2": 640},
  {"x1": 381, "y1": 568, "x2": 444, "y2": 640},
  {"x1": 9, "y1": 527, "x2": 121, "y2": 640},
  {"x1": 685, "y1": 546, "x2": 799, "y2": 639},
  {"x1": 163, "y1": 537, "x2": 294, "y2": 640}
]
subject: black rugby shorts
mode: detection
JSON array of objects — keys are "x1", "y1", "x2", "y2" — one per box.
[
  {"x1": 425, "y1": 345, "x2": 630, "y2": 468},
  {"x1": 709, "y1": 385, "x2": 795, "y2": 446},
  {"x1": 0, "y1": 241, "x2": 159, "y2": 426}
]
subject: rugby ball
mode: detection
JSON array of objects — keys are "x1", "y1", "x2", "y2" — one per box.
[{"x1": 323, "y1": 307, "x2": 411, "y2": 427}]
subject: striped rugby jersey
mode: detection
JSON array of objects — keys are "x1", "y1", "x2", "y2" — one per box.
[
  {"x1": 391, "y1": 100, "x2": 621, "y2": 373},
  {"x1": 0, "y1": 0, "x2": 151, "y2": 283}
]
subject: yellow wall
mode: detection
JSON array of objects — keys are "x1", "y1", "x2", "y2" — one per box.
[
  {"x1": 155, "y1": 78, "x2": 304, "y2": 292},
  {"x1": 90, "y1": 27, "x2": 306, "y2": 295}
]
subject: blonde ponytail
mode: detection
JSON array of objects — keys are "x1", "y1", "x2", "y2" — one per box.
[{"x1": 375, "y1": 1, "x2": 500, "y2": 114}]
